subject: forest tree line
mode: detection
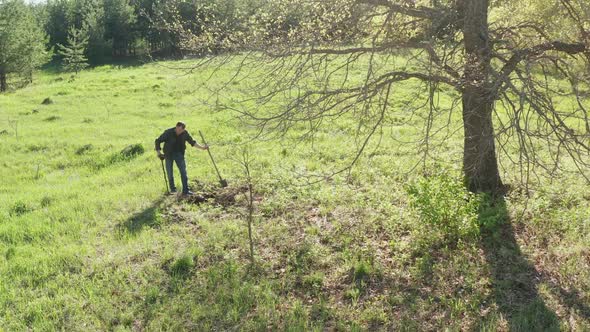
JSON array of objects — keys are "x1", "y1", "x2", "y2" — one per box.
[
  {"x1": 0, "y1": 0, "x2": 313, "y2": 90},
  {"x1": 1, "y1": 0, "x2": 587, "y2": 92}
]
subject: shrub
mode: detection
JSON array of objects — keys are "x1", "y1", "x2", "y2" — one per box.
[
  {"x1": 104, "y1": 143, "x2": 145, "y2": 166},
  {"x1": 120, "y1": 143, "x2": 144, "y2": 158},
  {"x1": 406, "y1": 172, "x2": 482, "y2": 242}
]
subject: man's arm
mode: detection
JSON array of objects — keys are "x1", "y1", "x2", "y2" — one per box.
[
  {"x1": 155, "y1": 130, "x2": 169, "y2": 152},
  {"x1": 186, "y1": 131, "x2": 208, "y2": 150}
]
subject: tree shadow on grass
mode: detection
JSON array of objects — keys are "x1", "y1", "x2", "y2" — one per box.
[
  {"x1": 479, "y1": 195, "x2": 560, "y2": 331},
  {"x1": 117, "y1": 199, "x2": 164, "y2": 237}
]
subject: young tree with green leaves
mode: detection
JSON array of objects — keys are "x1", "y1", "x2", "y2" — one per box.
[
  {"x1": 0, "y1": 0, "x2": 48, "y2": 92},
  {"x1": 58, "y1": 26, "x2": 90, "y2": 74}
]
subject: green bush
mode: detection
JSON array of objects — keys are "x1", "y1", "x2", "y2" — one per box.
[
  {"x1": 101, "y1": 143, "x2": 145, "y2": 167},
  {"x1": 119, "y1": 143, "x2": 144, "y2": 158},
  {"x1": 406, "y1": 173, "x2": 482, "y2": 242}
]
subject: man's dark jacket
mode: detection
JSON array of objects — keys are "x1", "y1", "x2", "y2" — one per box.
[{"x1": 155, "y1": 128, "x2": 197, "y2": 156}]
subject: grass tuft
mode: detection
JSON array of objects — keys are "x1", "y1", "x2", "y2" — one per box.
[{"x1": 169, "y1": 254, "x2": 195, "y2": 278}]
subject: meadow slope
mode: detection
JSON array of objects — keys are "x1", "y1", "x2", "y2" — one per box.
[{"x1": 0, "y1": 60, "x2": 589, "y2": 331}]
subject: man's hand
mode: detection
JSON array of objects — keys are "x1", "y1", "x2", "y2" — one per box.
[
  {"x1": 195, "y1": 144, "x2": 209, "y2": 151},
  {"x1": 156, "y1": 150, "x2": 165, "y2": 160}
]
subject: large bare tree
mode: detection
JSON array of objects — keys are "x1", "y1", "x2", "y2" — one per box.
[{"x1": 181, "y1": 0, "x2": 590, "y2": 192}]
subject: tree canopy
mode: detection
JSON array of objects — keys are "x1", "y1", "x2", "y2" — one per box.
[
  {"x1": 0, "y1": 0, "x2": 47, "y2": 91},
  {"x1": 181, "y1": 0, "x2": 590, "y2": 192}
]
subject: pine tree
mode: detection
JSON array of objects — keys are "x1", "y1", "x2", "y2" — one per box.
[
  {"x1": 57, "y1": 26, "x2": 89, "y2": 74},
  {"x1": 0, "y1": 0, "x2": 48, "y2": 92}
]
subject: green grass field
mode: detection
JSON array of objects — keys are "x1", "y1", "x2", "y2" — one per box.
[{"x1": 1, "y1": 59, "x2": 589, "y2": 331}]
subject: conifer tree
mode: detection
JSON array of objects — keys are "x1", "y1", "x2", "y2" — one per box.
[
  {"x1": 0, "y1": 0, "x2": 47, "y2": 92},
  {"x1": 57, "y1": 26, "x2": 89, "y2": 74}
]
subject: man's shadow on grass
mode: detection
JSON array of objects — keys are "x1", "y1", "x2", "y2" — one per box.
[
  {"x1": 117, "y1": 198, "x2": 165, "y2": 237},
  {"x1": 478, "y1": 194, "x2": 590, "y2": 330}
]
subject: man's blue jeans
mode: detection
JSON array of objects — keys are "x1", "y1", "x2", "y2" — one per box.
[{"x1": 165, "y1": 151, "x2": 189, "y2": 194}]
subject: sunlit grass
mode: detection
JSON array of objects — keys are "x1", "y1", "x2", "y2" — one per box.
[{"x1": 0, "y1": 59, "x2": 588, "y2": 330}]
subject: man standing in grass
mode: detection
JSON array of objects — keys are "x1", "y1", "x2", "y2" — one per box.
[{"x1": 155, "y1": 121, "x2": 208, "y2": 195}]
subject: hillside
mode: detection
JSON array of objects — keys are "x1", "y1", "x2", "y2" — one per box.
[{"x1": 1, "y1": 61, "x2": 589, "y2": 331}]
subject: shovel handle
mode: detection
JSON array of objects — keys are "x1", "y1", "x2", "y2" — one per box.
[
  {"x1": 160, "y1": 158, "x2": 169, "y2": 193},
  {"x1": 199, "y1": 130, "x2": 224, "y2": 182}
]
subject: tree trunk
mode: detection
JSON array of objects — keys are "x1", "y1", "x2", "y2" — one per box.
[
  {"x1": 461, "y1": 0, "x2": 503, "y2": 192},
  {"x1": 0, "y1": 71, "x2": 7, "y2": 92}
]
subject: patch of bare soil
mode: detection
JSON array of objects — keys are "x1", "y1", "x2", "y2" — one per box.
[{"x1": 183, "y1": 181, "x2": 250, "y2": 208}]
